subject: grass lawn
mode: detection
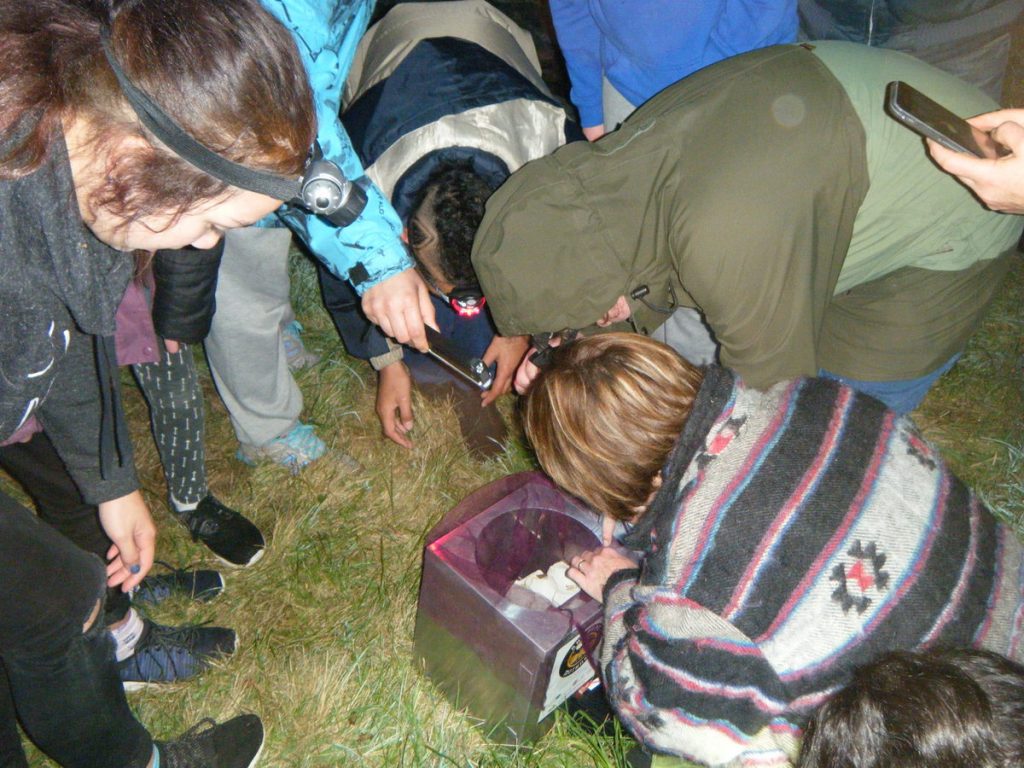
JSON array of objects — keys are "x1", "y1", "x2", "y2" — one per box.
[{"x1": 8, "y1": 247, "x2": 1021, "y2": 767}]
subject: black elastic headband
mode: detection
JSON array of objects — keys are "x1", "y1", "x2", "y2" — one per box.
[{"x1": 99, "y1": 27, "x2": 301, "y2": 201}]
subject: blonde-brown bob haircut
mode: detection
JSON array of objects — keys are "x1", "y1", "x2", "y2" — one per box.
[{"x1": 523, "y1": 333, "x2": 705, "y2": 522}]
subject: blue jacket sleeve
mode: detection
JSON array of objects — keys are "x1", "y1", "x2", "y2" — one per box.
[
  {"x1": 260, "y1": 0, "x2": 413, "y2": 294},
  {"x1": 549, "y1": 0, "x2": 605, "y2": 129}
]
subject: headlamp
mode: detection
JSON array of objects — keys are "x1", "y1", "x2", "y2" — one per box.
[
  {"x1": 446, "y1": 287, "x2": 487, "y2": 318},
  {"x1": 101, "y1": 29, "x2": 366, "y2": 228},
  {"x1": 295, "y1": 149, "x2": 368, "y2": 228},
  {"x1": 417, "y1": 265, "x2": 487, "y2": 319}
]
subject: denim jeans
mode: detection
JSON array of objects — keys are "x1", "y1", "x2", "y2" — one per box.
[
  {"x1": 819, "y1": 354, "x2": 960, "y2": 415},
  {"x1": 0, "y1": 488, "x2": 152, "y2": 767}
]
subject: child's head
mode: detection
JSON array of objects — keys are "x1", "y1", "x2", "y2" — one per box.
[
  {"x1": 799, "y1": 648, "x2": 1024, "y2": 768},
  {"x1": 2, "y1": 0, "x2": 315, "y2": 246},
  {"x1": 407, "y1": 160, "x2": 494, "y2": 293},
  {"x1": 523, "y1": 333, "x2": 704, "y2": 521}
]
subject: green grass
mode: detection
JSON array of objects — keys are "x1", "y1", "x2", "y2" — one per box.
[{"x1": 7, "y1": 250, "x2": 1023, "y2": 767}]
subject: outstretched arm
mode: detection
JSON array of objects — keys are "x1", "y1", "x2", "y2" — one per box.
[
  {"x1": 548, "y1": 0, "x2": 605, "y2": 134},
  {"x1": 263, "y1": 0, "x2": 435, "y2": 350},
  {"x1": 100, "y1": 490, "x2": 156, "y2": 592},
  {"x1": 376, "y1": 362, "x2": 415, "y2": 448}
]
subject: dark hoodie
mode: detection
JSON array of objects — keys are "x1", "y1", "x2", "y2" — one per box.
[
  {"x1": 472, "y1": 42, "x2": 1019, "y2": 389},
  {"x1": 798, "y1": 0, "x2": 1023, "y2": 101},
  {"x1": 0, "y1": 132, "x2": 137, "y2": 503}
]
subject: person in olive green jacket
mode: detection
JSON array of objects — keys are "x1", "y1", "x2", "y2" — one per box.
[{"x1": 471, "y1": 41, "x2": 1022, "y2": 414}]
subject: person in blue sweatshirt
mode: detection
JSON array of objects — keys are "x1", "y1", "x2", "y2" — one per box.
[{"x1": 549, "y1": 0, "x2": 798, "y2": 141}]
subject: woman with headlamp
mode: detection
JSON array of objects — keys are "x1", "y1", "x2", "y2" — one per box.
[{"x1": 0, "y1": 0, "x2": 322, "y2": 764}]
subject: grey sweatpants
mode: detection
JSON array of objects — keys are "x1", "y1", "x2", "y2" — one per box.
[
  {"x1": 652, "y1": 308, "x2": 719, "y2": 367},
  {"x1": 204, "y1": 227, "x2": 302, "y2": 448}
]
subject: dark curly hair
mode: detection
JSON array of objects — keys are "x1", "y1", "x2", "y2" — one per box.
[
  {"x1": 799, "y1": 648, "x2": 1024, "y2": 768},
  {"x1": 407, "y1": 160, "x2": 494, "y2": 288}
]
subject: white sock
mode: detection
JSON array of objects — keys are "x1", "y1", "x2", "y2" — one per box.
[
  {"x1": 170, "y1": 493, "x2": 200, "y2": 514},
  {"x1": 109, "y1": 607, "x2": 146, "y2": 662}
]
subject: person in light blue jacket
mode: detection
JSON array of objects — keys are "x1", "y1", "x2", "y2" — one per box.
[
  {"x1": 549, "y1": 0, "x2": 798, "y2": 141},
  {"x1": 204, "y1": 0, "x2": 437, "y2": 471},
  {"x1": 261, "y1": 0, "x2": 413, "y2": 292}
]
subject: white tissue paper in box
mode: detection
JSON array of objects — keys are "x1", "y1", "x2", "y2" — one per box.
[{"x1": 513, "y1": 561, "x2": 580, "y2": 606}]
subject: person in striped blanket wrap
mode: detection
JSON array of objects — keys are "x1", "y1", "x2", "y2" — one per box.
[{"x1": 522, "y1": 333, "x2": 1024, "y2": 768}]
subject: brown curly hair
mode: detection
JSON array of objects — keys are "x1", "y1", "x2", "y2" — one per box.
[
  {"x1": 0, "y1": 0, "x2": 315, "y2": 224},
  {"x1": 523, "y1": 333, "x2": 704, "y2": 521}
]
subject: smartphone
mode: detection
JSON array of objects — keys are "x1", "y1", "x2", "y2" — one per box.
[
  {"x1": 885, "y1": 81, "x2": 1006, "y2": 159},
  {"x1": 425, "y1": 326, "x2": 494, "y2": 391}
]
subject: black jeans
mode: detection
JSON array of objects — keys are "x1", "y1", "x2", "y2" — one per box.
[
  {"x1": 0, "y1": 489, "x2": 152, "y2": 767},
  {"x1": 0, "y1": 433, "x2": 131, "y2": 624}
]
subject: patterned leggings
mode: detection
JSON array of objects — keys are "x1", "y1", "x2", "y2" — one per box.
[{"x1": 131, "y1": 345, "x2": 207, "y2": 506}]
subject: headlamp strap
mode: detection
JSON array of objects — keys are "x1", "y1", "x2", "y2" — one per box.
[
  {"x1": 100, "y1": 29, "x2": 367, "y2": 227},
  {"x1": 100, "y1": 28, "x2": 301, "y2": 202}
]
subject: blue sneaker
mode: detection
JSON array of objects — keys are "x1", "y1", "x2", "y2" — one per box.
[
  {"x1": 133, "y1": 562, "x2": 225, "y2": 605},
  {"x1": 236, "y1": 422, "x2": 331, "y2": 473},
  {"x1": 118, "y1": 619, "x2": 237, "y2": 691},
  {"x1": 282, "y1": 320, "x2": 320, "y2": 371}
]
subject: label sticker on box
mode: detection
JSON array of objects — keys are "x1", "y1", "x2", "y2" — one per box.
[{"x1": 539, "y1": 634, "x2": 598, "y2": 721}]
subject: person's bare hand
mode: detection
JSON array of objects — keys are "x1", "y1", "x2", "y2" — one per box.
[
  {"x1": 596, "y1": 296, "x2": 631, "y2": 327},
  {"x1": 376, "y1": 362, "x2": 414, "y2": 448},
  {"x1": 927, "y1": 109, "x2": 1024, "y2": 214},
  {"x1": 481, "y1": 334, "x2": 529, "y2": 406},
  {"x1": 968, "y1": 108, "x2": 1024, "y2": 134},
  {"x1": 361, "y1": 268, "x2": 437, "y2": 352},
  {"x1": 583, "y1": 124, "x2": 606, "y2": 142},
  {"x1": 567, "y1": 547, "x2": 636, "y2": 602},
  {"x1": 602, "y1": 514, "x2": 617, "y2": 546},
  {"x1": 99, "y1": 490, "x2": 156, "y2": 592},
  {"x1": 513, "y1": 353, "x2": 541, "y2": 395},
  {"x1": 514, "y1": 335, "x2": 563, "y2": 395}
]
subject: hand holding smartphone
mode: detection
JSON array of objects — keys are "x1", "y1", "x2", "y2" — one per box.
[
  {"x1": 885, "y1": 81, "x2": 1008, "y2": 159},
  {"x1": 424, "y1": 326, "x2": 494, "y2": 391}
]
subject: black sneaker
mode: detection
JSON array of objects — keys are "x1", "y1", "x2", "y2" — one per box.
[
  {"x1": 157, "y1": 714, "x2": 265, "y2": 768},
  {"x1": 178, "y1": 495, "x2": 265, "y2": 568},
  {"x1": 625, "y1": 745, "x2": 653, "y2": 768},
  {"x1": 133, "y1": 561, "x2": 225, "y2": 605},
  {"x1": 118, "y1": 619, "x2": 237, "y2": 691},
  {"x1": 564, "y1": 682, "x2": 617, "y2": 737}
]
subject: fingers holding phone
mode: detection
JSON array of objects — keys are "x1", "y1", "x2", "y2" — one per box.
[
  {"x1": 886, "y1": 81, "x2": 1006, "y2": 159},
  {"x1": 887, "y1": 83, "x2": 1024, "y2": 213}
]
